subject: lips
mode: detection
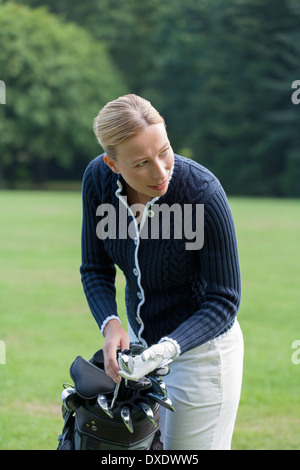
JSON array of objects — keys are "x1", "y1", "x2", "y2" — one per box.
[{"x1": 148, "y1": 180, "x2": 168, "y2": 191}]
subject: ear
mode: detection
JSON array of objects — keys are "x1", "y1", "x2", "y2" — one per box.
[{"x1": 103, "y1": 154, "x2": 119, "y2": 174}]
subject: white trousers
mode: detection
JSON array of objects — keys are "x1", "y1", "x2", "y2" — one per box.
[{"x1": 158, "y1": 320, "x2": 244, "y2": 450}]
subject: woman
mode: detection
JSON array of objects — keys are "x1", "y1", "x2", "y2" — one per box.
[{"x1": 80, "y1": 94, "x2": 244, "y2": 450}]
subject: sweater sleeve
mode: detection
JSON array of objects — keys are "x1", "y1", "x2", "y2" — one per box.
[
  {"x1": 163, "y1": 185, "x2": 241, "y2": 355},
  {"x1": 80, "y1": 162, "x2": 120, "y2": 334}
]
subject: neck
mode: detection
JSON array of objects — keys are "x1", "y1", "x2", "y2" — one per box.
[{"x1": 125, "y1": 182, "x2": 152, "y2": 206}]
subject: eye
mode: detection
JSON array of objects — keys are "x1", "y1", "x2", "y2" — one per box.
[
  {"x1": 136, "y1": 160, "x2": 147, "y2": 168},
  {"x1": 160, "y1": 147, "x2": 169, "y2": 156}
]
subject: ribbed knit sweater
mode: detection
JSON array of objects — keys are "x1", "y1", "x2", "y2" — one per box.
[{"x1": 80, "y1": 153, "x2": 241, "y2": 356}]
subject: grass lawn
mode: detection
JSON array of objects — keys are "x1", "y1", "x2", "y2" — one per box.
[{"x1": 0, "y1": 190, "x2": 299, "y2": 450}]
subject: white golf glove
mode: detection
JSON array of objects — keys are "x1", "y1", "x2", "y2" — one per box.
[{"x1": 118, "y1": 341, "x2": 177, "y2": 381}]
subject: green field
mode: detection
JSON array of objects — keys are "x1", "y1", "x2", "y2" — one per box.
[{"x1": 0, "y1": 191, "x2": 299, "y2": 450}]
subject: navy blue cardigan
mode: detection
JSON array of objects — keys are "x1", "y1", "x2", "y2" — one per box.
[{"x1": 80, "y1": 154, "x2": 241, "y2": 356}]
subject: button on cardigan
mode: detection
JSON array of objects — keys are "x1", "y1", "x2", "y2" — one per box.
[{"x1": 80, "y1": 154, "x2": 241, "y2": 356}]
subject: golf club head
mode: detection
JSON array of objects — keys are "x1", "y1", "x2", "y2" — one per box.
[
  {"x1": 139, "y1": 402, "x2": 157, "y2": 428},
  {"x1": 120, "y1": 406, "x2": 134, "y2": 433},
  {"x1": 149, "y1": 376, "x2": 167, "y2": 397},
  {"x1": 149, "y1": 364, "x2": 170, "y2": 377},
  {"x1": 147, "y1": 393, "x2": 175, "y2": 412},
  {"x1": 125, "y1": 377, "x2": 152, "y2": 390},
  {"x1": 61, "y1": 387, "x2": 82, "y2": 412},
  {"x1": 129, "y1": 342, "x2": 147, "y2": 356},
  {"x1": 118, "y1": 353, "x2": 132, "y2": 374},
  {"x1": 97, "y1": 394, "x2": 113, "y2": 418}
]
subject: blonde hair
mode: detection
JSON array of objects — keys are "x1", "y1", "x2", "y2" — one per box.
[{"x1": 93, "y1": 94, "x2": 165, "y2": 159}]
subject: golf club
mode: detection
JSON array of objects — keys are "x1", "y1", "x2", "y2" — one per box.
[
  {"x1": 120, "y1": 405, "x2": 134, "y2": 433},
  {"x1": 139, "y1": 402, "x2": 157, "y2": 428},
  {"x1": 61, "y1": 387, "x2": 81, "y2": 412},
  {"x1": 149, "y1": 376, "x2": 167, "y2": 397},
  {"x1": 97, "y1": 394, "x2": 113, "y2": 418},
  {"x1": 147, "y1": 393, "x2": 175, "y2": 412},
  {"x1": 109, "y1": 380, "x2": 120, "y2": 411},
  {"x1": 125, "y1": 377, "x2": 152, "y2": 390}
]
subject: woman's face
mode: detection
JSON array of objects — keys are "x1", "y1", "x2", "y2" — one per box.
[{"x1": 104, "y1": 123, "x2": 174, "y2": 204}]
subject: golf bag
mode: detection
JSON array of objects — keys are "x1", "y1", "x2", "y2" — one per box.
[{"x1": 57, "y1": 343, "x2": 174, "y2": 450}]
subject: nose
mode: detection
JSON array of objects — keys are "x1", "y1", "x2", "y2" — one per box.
[{"x1": 152, "y1": 159, "x2": 166, "y2": 180}]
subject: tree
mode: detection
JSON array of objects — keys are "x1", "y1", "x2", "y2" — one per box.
[
  {"x1": 144, "y1": 0, "x2": 300, "y2": 196},
  {"x1": 22, "y1": 0, "x2": 162, "y2": 95},
  {"x1": 265, "y1": 2, "x2": 300, "y2": 197},
  {"x1": 2, "y1": 0, "x2": 300, "y2": 195},
  {"x1": 0, "y1": 3, "x2": 126, "y2": 185}
]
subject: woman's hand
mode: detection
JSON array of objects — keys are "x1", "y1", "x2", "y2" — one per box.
[
  {"x1": 102, "y1": 319, "x2": 130, "y2": 382},
  {"x1": 118, "y1": 340, "x2": 177, "y2": 381}
]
